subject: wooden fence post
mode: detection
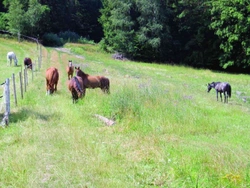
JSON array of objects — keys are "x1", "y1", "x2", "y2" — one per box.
[
  {"x1": 12, "y1": 73, "x2": 17, "y2": 107},
  {"x1": 24, "y1": 68, "x2": 27, "y2": 92},
  {"x1": 19, "y1": 72, "x2": 23, "y2": 99},
  {"x1": 25, "y1": 68, "x2": 28, "y2": 86},
  {"x1": 1, "y1": 78, "x2": 10, "y2": 126},
  {"x1": 32, "y1": 66, "x2": 34, "y2": 81},
  {"x1": 18, "y1": 32, "x2": 20, "y2": 43},
  {"x1": 39, "y1": 44, "x2": 42, "y2": 70}
]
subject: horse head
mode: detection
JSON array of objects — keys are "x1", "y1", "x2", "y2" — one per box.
[
  {"x1": 207, "y1": 82, "x2": 214, "y2": 93},
  {"x1": 47, "y1": 84, "x2": 55, "y2": 95},
  {"x1": 75, "y1": 66, "x2": 83, "y2": 76},
  {"x1": 68, "y1": 60, "x2": 73, "y2": 67},
  {"x1": 14, "y1": 58, "x2": 18, "y2": 65}
]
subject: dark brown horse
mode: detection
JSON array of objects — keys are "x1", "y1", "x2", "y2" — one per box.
[
  {"x1": 66, "y1": 60, "x2": 74, "y2": 80},
  {"x1": 46, "y1": 67, "x2": 59, "y2": 95},
  {"x1": 68, "y1": 76, "x2": 85, "y2": 103},
  {"x1": 75, "y1": 66, "x2": 110, "y2": 94},
  {"x1": 24, "y1": 57, "x2": 32, "y2": 70}
]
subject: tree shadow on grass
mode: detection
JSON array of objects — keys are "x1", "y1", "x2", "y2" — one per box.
[{"x1": 9, "y1": 108, "x2": 59, "y2": 123}]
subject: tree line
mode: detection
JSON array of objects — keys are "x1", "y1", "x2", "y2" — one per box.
[{"x1": 0, "y1": 0, "x2": 249, "y2": 72}]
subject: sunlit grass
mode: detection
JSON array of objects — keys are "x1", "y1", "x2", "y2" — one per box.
[{"x1": 0, "y1": 38, "x2": 249, "y2": 187}]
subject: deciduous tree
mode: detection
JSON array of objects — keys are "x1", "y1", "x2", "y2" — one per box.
[{"x1": 210, "y1": 0, "x2": 250, "y2": 69}]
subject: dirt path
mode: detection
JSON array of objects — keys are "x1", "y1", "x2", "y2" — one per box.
[
  {"x1": 55, "y1": 47, "x2": 85, "y2": 60},
  {"x1": 41, "y1": 47, "x2": 86, "y2": 96}
]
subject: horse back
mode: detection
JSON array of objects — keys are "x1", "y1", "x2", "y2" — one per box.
[
  {"x1": 215, "y1": 82, "x2": 231, "y2": 96},
  {"x1": 46, "y1": 67, "x2": 59, "y2": 84},
  {"x1": 24, "y1": 57, "x2": 32, "y2": 64},
  {"x1": 24, "y1": 57, "x2": 32, "y2": 69},
  {"x1": 7, "y1": 51, "x2": 15, "y2": 58},
  {"x1": 84, "y1": 75, "x2": 102, "y2": 88}
]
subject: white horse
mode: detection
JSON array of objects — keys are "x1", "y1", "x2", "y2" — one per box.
[{"x1": 7, "y1": 51, "x2": 18, "y2": 66}]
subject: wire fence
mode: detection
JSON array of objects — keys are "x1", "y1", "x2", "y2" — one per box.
[{"x1": 0, "y1": 31, "x2": 42, "y2": 127}]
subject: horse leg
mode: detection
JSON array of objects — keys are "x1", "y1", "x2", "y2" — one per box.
[
  {"x1": 82, "y1": 88, "x2": 86, "y2": 97},
  {"x1": 54, "y1": 82, "x2": 58, "y2": 92},
  {"x1": 103, "y1": 86, "x2": 110, "y2": 94},
  {"x1": 46, "y1": 79, "x2": 50, "y2": 95},
  {"x1": 73, "y1": 90, "x2": 78, "y2": 103},
  {"x1": 72, "y1": 92, "x2": 76, "y2": 103},
  {"x1": 225, "y1": 92, "x2": 228, "y2": 103}
]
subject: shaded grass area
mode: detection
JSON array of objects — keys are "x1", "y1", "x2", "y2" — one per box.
[{"x1": 0, "y1": 39, "x2": 249, "y2": 187}]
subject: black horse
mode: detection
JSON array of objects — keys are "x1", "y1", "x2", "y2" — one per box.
[{"x1": 207, "y1": 82, "x2": 231, "y2": 103}]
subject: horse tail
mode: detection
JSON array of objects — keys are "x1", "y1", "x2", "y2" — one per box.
[
  {"x1": 101, "y1": 77, "x2": 110, "y2": 93},
  {"x1": 50, "y1": 68, "x2": 59, "y2": 91},
  {"x1": 228, "y1": 84, "x2": 231, "y2": 98},
  {"x1": 51, "y1": 69, "x2": 57, "y2": 84},
  {"x1": 74, "y1": 77, "x2": 83, "y2": 95}
]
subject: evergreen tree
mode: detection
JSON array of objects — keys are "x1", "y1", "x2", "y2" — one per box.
[
  {"x1": 171, "y1": 0, "x2": 221, "y2": 68},
  {"x1": 39, "y1": 0, "x2": 103, "y2": 42},
  {"x1": 100, "y1": 0, "x2": 172, "y2": 61}
]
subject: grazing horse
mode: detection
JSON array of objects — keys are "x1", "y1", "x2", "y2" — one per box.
[
  {"x1": 7, "y1": 52, "x2": 18, "y2": 66},
  {"x1": 46, "y1": 67, "x2": 59, "y2": 95},
  {"x1": 68, "y1": 76, "x2": 85, "y2": 103},
  {"x1": 207, "y1": 82, "x2": 231, "y2": 103},
  {"x1": 66, "y1": 60, "x2": 74, "y2": 80},
  {"x1": 75, "y1": 66, "x2": 110, "y2": 94},
  {"x1": 24, "y1": 57, "x2": 33, "y2": 70}
]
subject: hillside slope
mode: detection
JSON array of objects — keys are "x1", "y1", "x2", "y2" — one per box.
[{"x1": 0, "y1": 38, "x2": 249, "y2": 187}]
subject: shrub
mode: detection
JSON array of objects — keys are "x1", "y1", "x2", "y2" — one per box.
[
  {"x1": 42, "y1": 33, "x2": 64, "y2": 47},
  {"x1": 58, "y1": 31, "x2": 80, "y2": 43},
  {"x1": 77, "y1": 37, "x2": 95, "y2": 45}
]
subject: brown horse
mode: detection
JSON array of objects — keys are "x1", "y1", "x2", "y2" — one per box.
[
  {"x1": 24, "y1": 57, "x2": 32, "y2": 70},
  {"x1": 46, "y1": 67, "x2": 59, "y2": 95},
  {"x1": 66, "y1": 60, "x2": 74, "y2": 80},
  {"x1": 68, "y1": 76, "x2": 85, "y2": 103},
  {"x1": 75, "y1": 66, "x2": 110, "y2": 94}
]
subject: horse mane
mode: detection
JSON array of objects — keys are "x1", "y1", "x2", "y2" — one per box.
[{"x1": 75, "y1": 67, "x2": 88, "y2": 78}]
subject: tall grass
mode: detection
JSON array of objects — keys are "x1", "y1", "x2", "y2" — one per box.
[{"x1": 0, "y1": 38, "x2": 249, "y2": 187}]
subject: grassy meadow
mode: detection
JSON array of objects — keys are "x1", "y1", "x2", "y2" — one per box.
[{"x1": 0, "y1": 37, "x2": 249, "y2": 187}]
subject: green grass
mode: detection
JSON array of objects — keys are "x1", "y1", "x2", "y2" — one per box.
[{"x1": 0, "y1": 38, "x2": 249, "y2": 187}]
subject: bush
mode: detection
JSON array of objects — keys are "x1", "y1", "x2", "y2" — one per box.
[
  {"x1": 77, "y1": 37, "x2": 95, "y2": 45},
  {"x1": 42, "y1": 33, "x2": 64, "y2": 47},
  {"x1": 58, "y1": 31, "x2": 80, "y2": 43}
]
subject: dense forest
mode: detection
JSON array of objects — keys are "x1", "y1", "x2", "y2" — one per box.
[{"x1": 0, "y1": 0, "x2": 249, "y2": 72}]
